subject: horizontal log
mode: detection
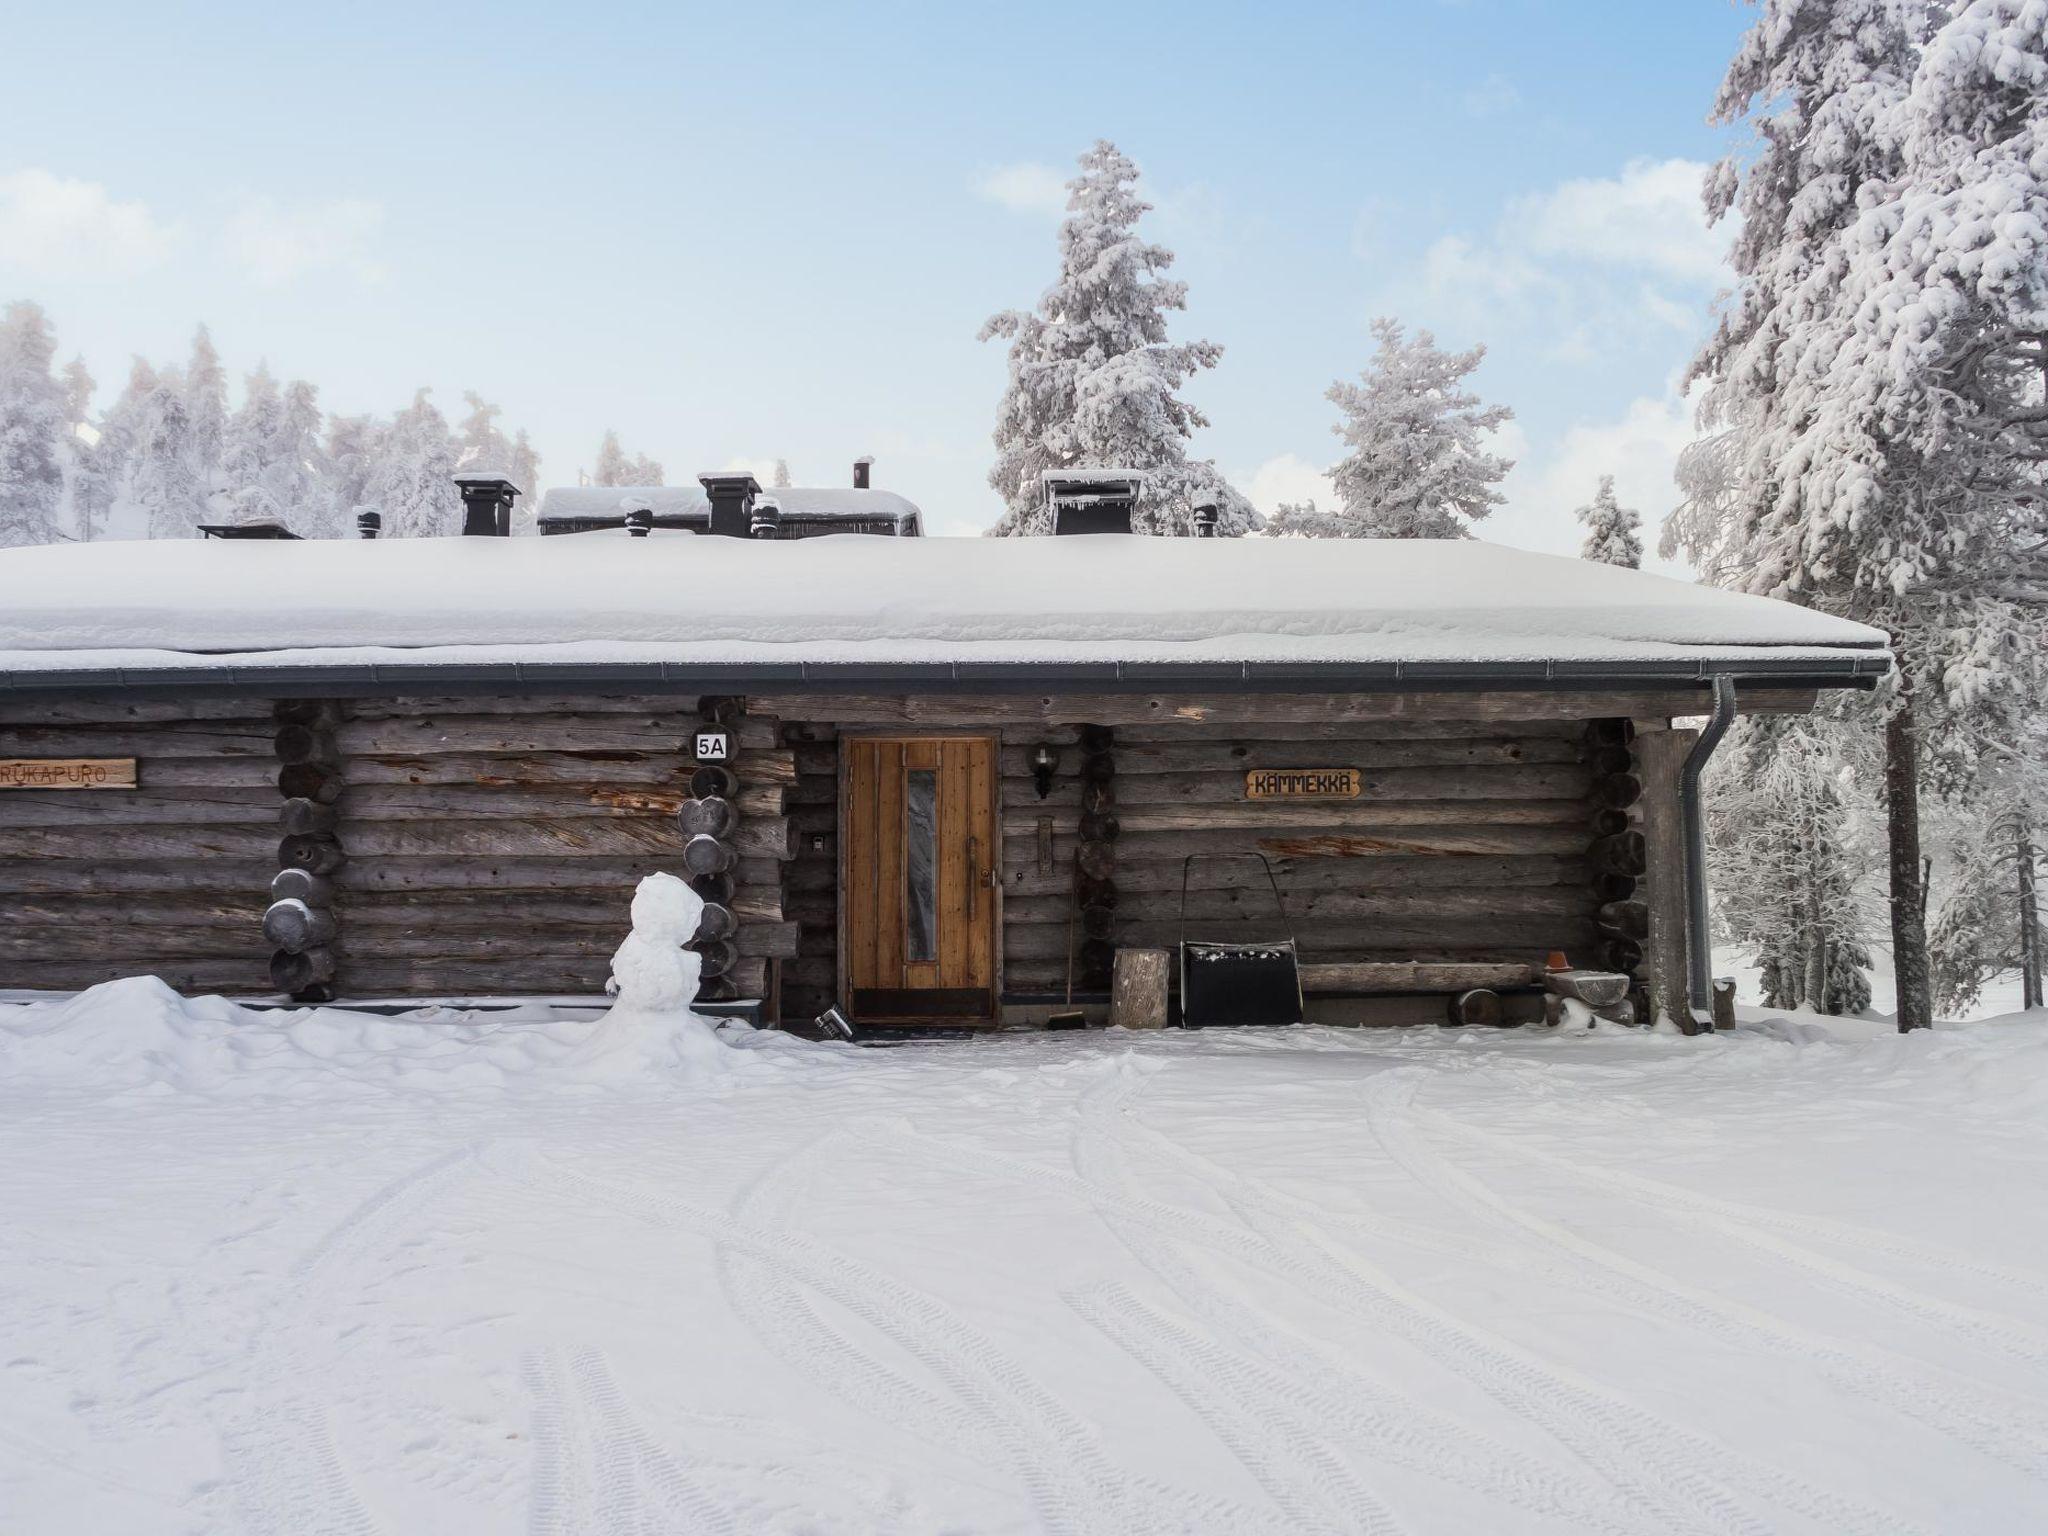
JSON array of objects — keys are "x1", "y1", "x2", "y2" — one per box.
[
  {"x1": 1004, "y1": 800, "x2": 1591, "y2": 841},
  {"x1": 331, "y1": 856, "x2": 692, "y2": 893},
  {"x1": 1003, "y1": 885, "x2": 1596, "y2": 927},
  {"x1": 1003, "y1": 918, "x2": 1595, "y2": 961},
  {"x1": 263, "y1": 899, "x2": 337, "y2": 952},
  {"x1": 734, "y1": 816, "x2": 797, "y2": 862},
  {"x1": 279, "y1": 835, "x2": 348, "y2": 874},
  {"x1": 0, "y1": 958, "x2": 267, "y2": 992},
  {"x1": 1005, "y1": 768, "x2": 1594, "y2": 809},
  {"x1": 0, "y1": 826, "x2": 279, "y2": 860},
  {"x1": 748, "y1": 690, "x2": 1820, "y2": 727},
  {"x1": 0, "y1": 859, "x2": 276, "y2": 895},
  {"x1": 1596, "y1": 899, "x2": 1649, "y2": 940},
  {"x1": 1300, "y1": 961, "x2": 1545, "y2": 993},
  {"x1": 736, "y1": 784, "x2": 786, "y2": 817},
  {"x1": 0, "y1": 725, "x2": 277, "y2": 758},
  {"x1": 273, "y1": 725, "x2": 336, "y2": 766},
  {"x1": 1001, "y1": 852, "x2": 1590, "y2": 899},
  {"x1": 732, "y1": 749, "x2": 798, "y2": 787},
  {"x1": 335, "y1": 821, "x2": 682, "y2": 858},
  {"x1": 347, "y1": 694, "x2": 701, "y2": 719},
  {"x1": 677, "y1": 796, "x2": 736, "y2": 838},
  {"x1": 340, "y1": 752, "x2": 697, "y2": 788},
  {"x1": 271, "y1": 868, "x2": 335, "y2": 905},
  {"x1": 333, "y1": 785, "x2": 689, "y2": 821},
  {"x1": 333, "y1": 716, "x2": 698, "y2": 755},
  {"x1": 0, "y1": 788, "x2": 282, "y2": 826},
  {"x1": 270, "y1": 947, "x2": 336, "y2": 991},
  {"x1": 0, "y1": 895, "x2": 265, "y2": 930},
  {"x1": 336, "y1": 960, "x2": 615, "y2": 997},
  {"x1": 682, "y1": 834, "x2": 735, "y2": 876},
  {"x1": 0, "y1": 756, "x2": 278, "y2": 790},
  {"x1": 0, "y1": 698, "x2": 274, "y2": 725},
  {"x1": 735, "y1": 921, "x2": 801, "y2": 959},
  {"x1": 278, "y1": 762, "x2": 345, "y2": 803},
  {"x1": 280, "y1": 797, "x2": 336, "y2": 836},
  {"x1": 273, "y1": 699, "x2": 343, "y2": 728},
  {"x1": 1008, "y1": 825, "x2": 1591, "y2": 868}
]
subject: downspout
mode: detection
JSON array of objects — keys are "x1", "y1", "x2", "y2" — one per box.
[{"x1": 1681, "y1": 675, "x2": 1738, "y2": 1026}]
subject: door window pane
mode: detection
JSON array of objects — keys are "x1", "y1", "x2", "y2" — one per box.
[{"x1": 906, "y1": 768, "x2": 937, "y2": 962}]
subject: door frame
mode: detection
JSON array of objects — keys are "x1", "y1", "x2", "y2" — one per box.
[{"x1": 835, "y1": 728, "x2": 1004, "y2": 1021}]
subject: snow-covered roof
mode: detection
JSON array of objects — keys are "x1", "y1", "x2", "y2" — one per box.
[
  {"x1": 538, "y1": 484, "x2": 921, "y2": 525},
  {"x1": 0, "y1": 534, "x2": 1889, "y2": 693}
]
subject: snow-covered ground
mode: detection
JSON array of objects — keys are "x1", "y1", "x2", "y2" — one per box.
[{"x1": 4, "y1": 983, "x2": 2047, "y2": 1534}]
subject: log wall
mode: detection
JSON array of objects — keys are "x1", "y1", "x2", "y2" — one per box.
[
  {"x1": 321, "y1": 695, "x2": 794, "y2": 998},
  {"x1": 988, "y1": 716, "x2": 1607, "y2": 996},
  {"x1": 0, "y1": 698, "x2": 277, "y2": 992}
]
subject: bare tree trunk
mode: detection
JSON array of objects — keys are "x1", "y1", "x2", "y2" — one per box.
[
  {"x1": 2019, "y1": 826, "x2": 2042, "y2": 1013},
  {"x1": 1885, "y1": 680, "x2": 1934, "y2": 1032}
]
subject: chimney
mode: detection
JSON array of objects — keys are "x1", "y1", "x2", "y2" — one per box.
[
  {"x1": 1192, "y1": 499, "x2": 1219, "y2": 538},
  {"x1": 750, "y1": 495, "x2": 783, "y2": 540},
  {"x1": 622, "y1": 497, "x2": 654, "y2": 538},
  {"x1": 453, "y1": 473, "x2": 520, "y2": 537},
  {"x1": 853, "y1": 455, "x2": 875, "y2": 490},
  {"x1": 355, "y1": 507, "x2": 381, "y2": 540},
  {"x1": 696, "y1": 471, "x2": 761, "y2": 539},
  {"x1": 1044, "y1": 470, "x2": 1142, "y2": 536}
]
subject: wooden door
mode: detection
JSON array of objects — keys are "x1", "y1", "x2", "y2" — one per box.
[{"x1": 843, "y1": 737, "x2": 997, "y2": 1020}]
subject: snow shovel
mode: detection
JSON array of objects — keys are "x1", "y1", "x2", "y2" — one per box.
[{"x1": 1177, "y1": 854, "x2": 1303, "y2": 1029}]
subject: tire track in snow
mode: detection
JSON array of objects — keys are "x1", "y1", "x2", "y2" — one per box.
[
  {"x1": 1067, "y1": 1282, "x2": 1408, "y2": 1536},
  {"x1": 571, "y1": 1347, "x2": 738, "y2": 1534},
  {"x1": 216, "y1": 1142, "x2": 481, "y2": 1536},
  {"x1": 1076, "y1": 1066, "x2": 1922, "y2": 1536},
  {"x1": 505, "y1": 1143, "x2": 1200, "y2": 1536},
  {"x1": 522, "y1": 1349, "x2": 593, "y2": 1536},
  {"x1": 712, "y1": 1133, "x2": 1012, "y2": 1472},
  {"x1": 1430, "y1": 1112, "x2": 2048, "y2": 1360},
  {"x1": 1359, "y1": 1073, "x2": 2048, "y2": 1487}
]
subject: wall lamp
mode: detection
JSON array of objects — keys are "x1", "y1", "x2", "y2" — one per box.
[{"x1": 1029, "y1": 742, "x2": 1062, "y2": 800}]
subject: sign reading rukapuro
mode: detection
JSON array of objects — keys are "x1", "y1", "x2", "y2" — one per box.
[
  {"x1": 1244, "y1": 767, "x2": 1361, "y2": 800},
  {"x1": 0, "y1": 758, "x2": 139, "y2": 791}
]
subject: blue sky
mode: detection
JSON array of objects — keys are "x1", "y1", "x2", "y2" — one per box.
[{"x1": 1, "y1": 0, "x2": 1751, "y2": 555}]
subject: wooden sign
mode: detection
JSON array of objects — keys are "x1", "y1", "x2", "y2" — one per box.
[
  {"x1": 693, "y1": 730, "x2": 732, "y2": 764},
  {"x1": 1245, "y1": 767, "x2": 1360, "y2": 801},
  {"x1": 0, "y1": 758, "x2": 138, "y2": 791}
]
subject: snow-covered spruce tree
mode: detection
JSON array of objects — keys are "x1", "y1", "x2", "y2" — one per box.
[
  {"x1": 980, "y1": 140, "x2": 1255, "y2": 536},
  {"x1": 1681, "y1": 0, "x2": 1980, "y2": 1031},
  {"x1": 129, "y1": 368, "x2": 208, "y2": 539},
  {"x1": 0, "y1": 300, "x2": 68, "y2": 547},
  {"x1": 72, "y1": 357, "x2": 156, "y2": 540},
  {"x1": 324, "y1": 412, "x2": 387, "y2": 528},
  {"x1": 362, "y1": 389, "x2": 460, "y2": 537},
  {"x1": 1708, "y1": 716, "x2": 1880, "y2": 1015},
  {"x1": 591, "y1": 429, "x2": 663, "y2": 487},
  {"x1": 1575, "y1": 475, "x2": 1643, "y2": 567},
  {"x1": 220, "y1": 366, "x2": 335, "y2": 535},
  {"x1": 772, "y1": 458, "x2": 792, "y2": 489},
  {"x1": 1282, "y1": 319, "x2": 1513, "y2": 539},
  {"x1": 182, "y1": 325, "x2": 228, "y2": 519},
  {"x1": 506, "y1": 429, "x2": 542, "y2": 531}
]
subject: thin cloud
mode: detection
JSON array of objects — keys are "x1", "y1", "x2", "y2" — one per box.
[
  {"x1": 973, "y1": 161, "x2": 1068, "y2": 217},
  {"x1": 0, "y1": 169, "x2": 182, "y2": 278},
  {"x1": 220, "y1": 196, "x2": 387, "y2": 286}
]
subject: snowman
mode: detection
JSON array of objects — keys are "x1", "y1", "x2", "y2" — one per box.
[{"x1": 606, "y1": 871, "x2": 705, "y2": 1014}]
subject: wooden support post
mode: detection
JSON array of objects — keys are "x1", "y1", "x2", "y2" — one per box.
[{"x1": 1637, "y1": 726, "x2": 1697, "y2": 1031}]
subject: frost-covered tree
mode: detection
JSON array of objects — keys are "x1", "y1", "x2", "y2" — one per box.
[
  {"x1": 772, "y1": 458, "x2": 792, "y2": 489},
  {"x1": 1676, "y1": 0, "x2": 2048, "y2": 1030},
  {"x1": 1278, "y1": 320, "x2": 1513, "y2": 539},
  {"x1": 592, "y1": 428, "x2": 663, "y2": 487},
  {"x1": 0, "y1": 300, "x2": 67, "y2": 547},
  {"x1": 129, "y1": 369, "x2": 206, "y2": 539},
  {"x1": 1575, "y1": 475, "x2": 1643, "y2": 567},
  {"x1": 324, "y1": 412, "x2": 386, "y2": 523},
  {"x1": 60, "y1": 357, "x2": 93, "y2": 431},
  {"x1": 1709, "y1": 716, "x2": 1880, "y2": 1015},
  {"x1": 362, "y1": 388, "x2": 460, "y2": 537},
  {"x1": 507, "y1": 429, "x2": 542, "y2": 531},
  {"x1": 980, "y1": 139, "x2": 1255, "y2": 536},
  {"x1": 183, "y1": 325, "x2": 228, "y2": 518},
  {"x1": 73, "y1": 357, "x2": 156, "y2": 541},
  {"x1": 221, "y1": 366, "x2": 335, "y2": 535}
]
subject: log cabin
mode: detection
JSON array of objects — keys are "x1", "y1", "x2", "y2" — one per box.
[{"x1": 0, "y1": 468, "x2": 1889, "y2": 1033}]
